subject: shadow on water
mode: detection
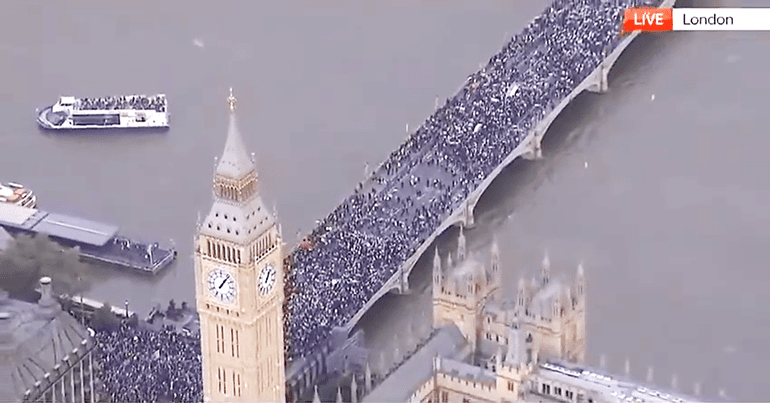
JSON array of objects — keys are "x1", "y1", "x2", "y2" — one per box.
[
  {"x1": 37, "y1": 127, "x2": 170, "y2": 138},
  {"x1": 81, "y1": 253, "x2": 179, "y2": 286}
]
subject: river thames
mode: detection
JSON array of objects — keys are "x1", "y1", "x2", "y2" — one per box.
[{"x1": 0, "y1": 0, "x2": 766, "y2": 399}]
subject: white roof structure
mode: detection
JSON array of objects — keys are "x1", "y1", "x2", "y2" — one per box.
[
  {"x1": 0, "y1": 203, "x2": 37, "y2": 226},
  {"x1": 535, "y1": 362, "x2": 710, "y2": 403}
]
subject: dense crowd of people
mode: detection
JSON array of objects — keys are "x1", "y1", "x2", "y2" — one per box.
[
  {"x1": 94, "y1": 324, "x2": 203, "y2": 403},
  {"x1": 286, "y1": 0, "x2": 662, "y2": 358},
  {"x1": 77, "y1": 95, "x2": 167, "y2": 112},
  {"x1": 86, "y1": 1, "x2": 664, "y2": 400}
]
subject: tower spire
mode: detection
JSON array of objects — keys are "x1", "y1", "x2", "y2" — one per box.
[
  {"x1": 216, "y1": 88, "x2": 255, "y2": 180},
  {"x1": 457, "y1": 225, "x2": 466, "y2": 261},
  {"x1": 433, "y1": 247, "x2": 442, "y2": 287},
  {"x1": 227, "y1": 87, "x2": 236, "y2": 112}
]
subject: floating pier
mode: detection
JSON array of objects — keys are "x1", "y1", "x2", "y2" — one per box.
[{"x1": 0, "y1": 203, "x2": 176, "y2": 274}]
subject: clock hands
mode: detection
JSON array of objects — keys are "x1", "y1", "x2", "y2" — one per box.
[{"x1": 218, "y1": 275, "x2": 230, "y2": 290}]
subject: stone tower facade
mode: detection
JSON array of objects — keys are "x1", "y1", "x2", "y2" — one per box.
[
  {"x1": 432, "y1": 231, "x2": 586, "y2": 366},
  {"x1": 194, "y1": 89, "x2": 286, "y2": 402},
  {"x1": 432, "y1": 227, "x2": 502, "y2": 355}
]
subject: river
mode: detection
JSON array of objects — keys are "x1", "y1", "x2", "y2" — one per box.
[{"x1": 0, "y1": 0, "x2": 765, "y2": 400}]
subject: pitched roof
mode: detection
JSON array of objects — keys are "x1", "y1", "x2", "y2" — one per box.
[
  {"x1": 215, "y1": 99, "x2": 255, "y2": 180},
  {"x1": 200, "y1": 197, "x2": 275, "y2": 244},
  {"x1": 0, "y1": 292, "x2": 92, "y2": 402}
]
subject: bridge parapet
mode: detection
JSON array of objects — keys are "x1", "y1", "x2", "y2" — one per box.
[
  {"x1": 338, "y1": 8, "x2": 665, "y2": 335},
  {"x1": 288, "y1": 0, "x2": 675, "y2": 361}
]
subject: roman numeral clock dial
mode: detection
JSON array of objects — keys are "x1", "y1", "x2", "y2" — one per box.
[{"x1": 207, "y1": 268, "x2": 236, "y2": 303}]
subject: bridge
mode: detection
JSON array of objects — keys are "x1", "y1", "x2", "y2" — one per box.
[
  {"x1": 284, "y1": 0, "x2": 672, "y2": 375},
  {"x1": 345, "y1": 0, "x2": 674, "y2": 334}
]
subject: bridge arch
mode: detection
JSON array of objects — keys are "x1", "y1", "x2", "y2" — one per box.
[{"x1": 331, "y1": 0, "x2": 677, "y2": 344}]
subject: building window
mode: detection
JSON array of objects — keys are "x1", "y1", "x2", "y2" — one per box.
[
  {"x1": 463, "y1": 399, "x2": 470, "y2": 403},
  {"x1": 236, "y1": 373, "x2": 242, "y2": 396},
  {"x1": 219, "y1": 325, "x2": 227, "y2": 354},
  {"x1": 231, "y1": 328, "x2": 235, "y2": 357},
  {"x1": 223, "y1": 368, "x2": 227, "y2": 395},
  {"x1": 508, "y1": 381, "x2": 515, "y2": 391},
  {"x1": 232, "y1": 371, "x2": 242, "y2": 397},
  {"x1": 218, "y1": 367, "x2": 222, "y2": 393},
  {"x1": 216, "y1": 325, "x2": 221, "y2": 353},
  {"x1": 441, "y1": 391, "x2": 449, "y2": 403},
  {"x1": 235, "y1": 330, "x2": 240, "y2": 358}
]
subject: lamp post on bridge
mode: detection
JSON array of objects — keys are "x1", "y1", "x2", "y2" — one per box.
[{"x1": 124, "y1": 299, "x2": 129, "y2": 319}]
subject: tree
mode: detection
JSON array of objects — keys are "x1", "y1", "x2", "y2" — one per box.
[
  {"x1": 91, "y1": 303, "x2": 121, "y2": 331},
  {"x1": 0, "y1": 233, "x2": 91, "y2": 301}
]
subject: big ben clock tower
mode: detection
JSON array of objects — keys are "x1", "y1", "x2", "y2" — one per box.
[{"x1": 194, "y1": 89, "x2": 286, "y2": 402}]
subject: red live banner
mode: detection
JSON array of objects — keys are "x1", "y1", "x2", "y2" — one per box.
[{"x1": 622, "y1": 8, "x2": 674, "y2": 33}]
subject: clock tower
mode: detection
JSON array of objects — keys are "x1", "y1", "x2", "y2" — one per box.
[{"x1": 194, "y1": 89, "x2": 286, "y2": 402}]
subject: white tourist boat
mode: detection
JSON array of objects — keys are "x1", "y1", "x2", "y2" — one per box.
[
  {"x1": 0, "y1": 181, "x2": 36, "y2": 208},
  {"x1": 36, "y1": 94, "x2": 169, "y2": 130}
]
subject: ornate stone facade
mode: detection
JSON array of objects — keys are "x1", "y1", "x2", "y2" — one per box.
[
  {"x1": 195, "y1": 90, "x2": 286, "y2": 402},
  {"x1": 432, "y1": 228, "x2": 586, "y2": 367}
]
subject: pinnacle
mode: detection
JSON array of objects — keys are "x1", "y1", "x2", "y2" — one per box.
[{"x1": 215, "y1": 92, "x2": 256, "y2": 180}]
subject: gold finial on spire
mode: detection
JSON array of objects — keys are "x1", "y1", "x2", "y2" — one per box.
[{"x1": 227, "y1": 87, "x2": 237, "y2": 112}]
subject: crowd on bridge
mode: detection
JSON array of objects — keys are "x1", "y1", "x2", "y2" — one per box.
[
  {"x1": 286, "y1": 0, "x2": 662, "y2": 358},
  {"x1": 94, "y1": 324, "x2": 203, "y2": 403}
]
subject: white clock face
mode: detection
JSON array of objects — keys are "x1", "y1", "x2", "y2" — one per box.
[
  {"x1": 258, "y1": 263, "x2": 276, "y2": 295},
  {"x1": 207, "y1": 269, "x2": 236, "y2": 303}
]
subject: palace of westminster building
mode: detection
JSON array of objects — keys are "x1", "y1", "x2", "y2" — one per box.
[{"x1": 194, "y1": 91, "x2": 715, "y2": 403}]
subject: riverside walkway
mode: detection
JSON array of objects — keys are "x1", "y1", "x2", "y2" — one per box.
[{"x1": 284, "y1": 0, "x2": 671, "y2": 366}]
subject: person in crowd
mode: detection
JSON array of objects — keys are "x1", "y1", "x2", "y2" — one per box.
[
  {"x1": 94, "y1": 324, "x2": 203, "y2": 403},
  {"x1": 92, "y1": 1, "x2": 662, "y2": 400},
  {"x1": 284, "y1": 0, "x2": 660, "y2": 359}
]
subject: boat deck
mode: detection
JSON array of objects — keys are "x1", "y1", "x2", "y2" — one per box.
[
  {"x1": 0, "y1": 203, "x2": 175, "y2": 274},
  {"x1": 73, "y1": 94, "x2": 167, "y2": 112}
]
